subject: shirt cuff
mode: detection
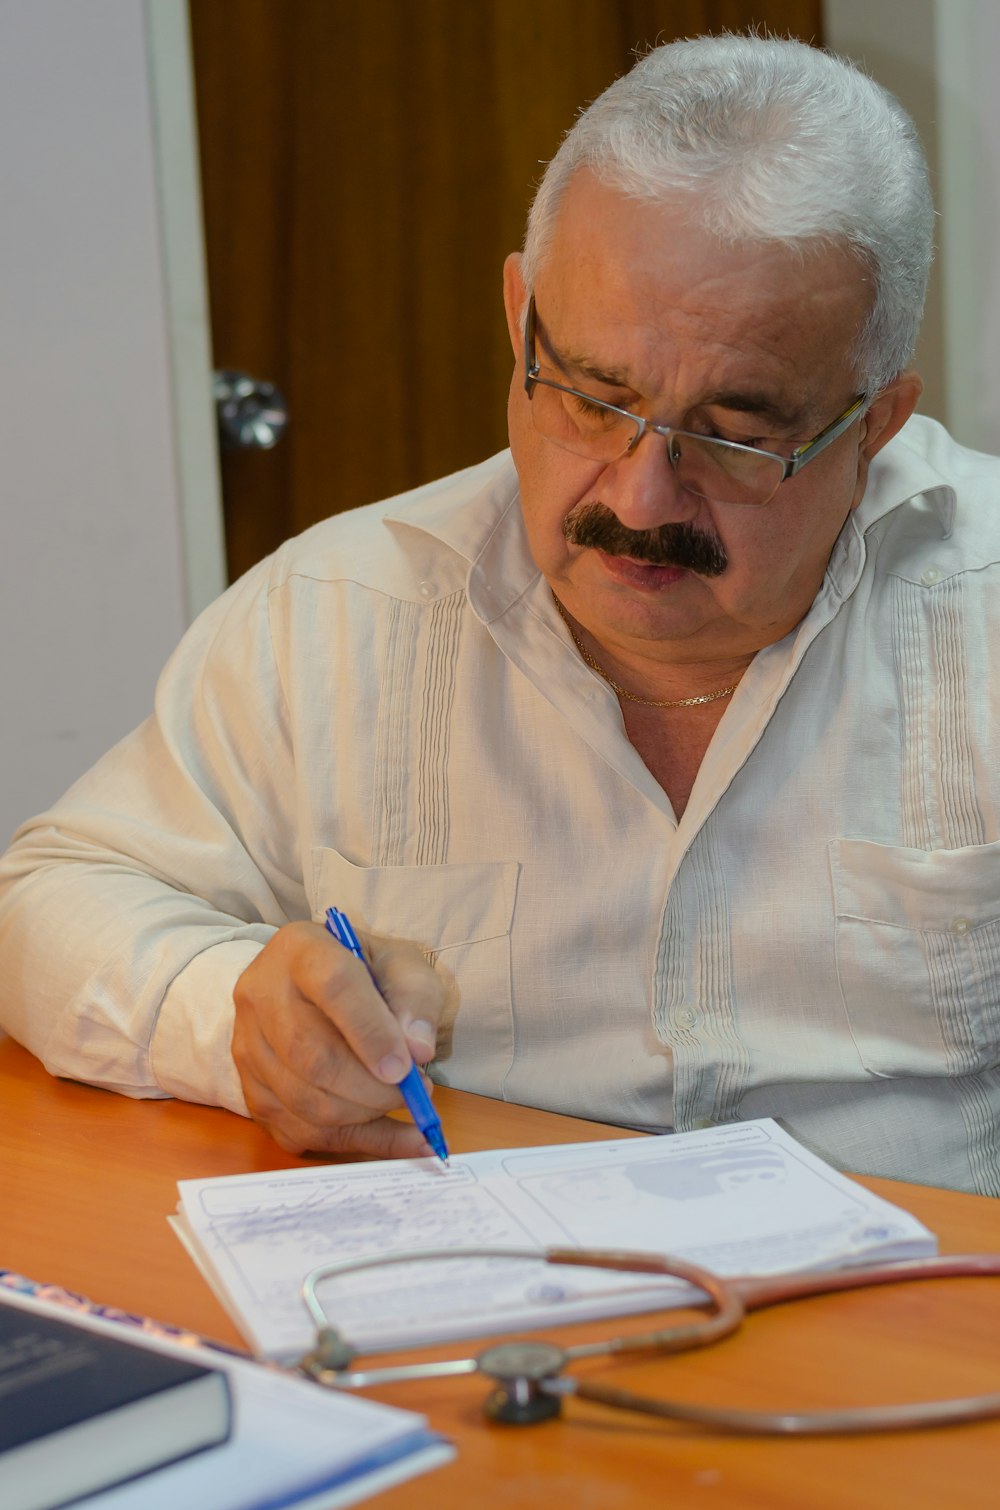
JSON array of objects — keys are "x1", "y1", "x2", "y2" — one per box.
[{"x1": 151, "y1": 940, "x2": 267, "y2": 1116}]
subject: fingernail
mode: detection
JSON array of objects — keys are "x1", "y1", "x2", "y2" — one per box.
[{"x1": 377, "y1": 1052, "x2": 407, "y2": 1082}]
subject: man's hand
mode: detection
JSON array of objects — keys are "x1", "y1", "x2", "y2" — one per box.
[{"x1": 232, "y1": 920, "x2": 446, "y2": 1158}]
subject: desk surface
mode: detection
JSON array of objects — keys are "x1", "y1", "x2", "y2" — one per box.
[{"x1": 4, "y1": 1033, "x2": 1000, "y2": 1509}]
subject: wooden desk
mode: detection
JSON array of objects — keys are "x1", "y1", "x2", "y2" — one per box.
[{"x1": 3, "y1": 1033, "x2": 1000, "y2": 1509}]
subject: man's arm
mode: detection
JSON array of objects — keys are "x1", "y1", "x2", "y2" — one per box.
[{"x1": 0, "y1": 560, "x2": 444, "y2": 1155}]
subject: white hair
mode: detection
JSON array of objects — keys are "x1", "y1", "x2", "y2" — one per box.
[{"x1": 521, "y1": 34, "x2": 934, "y2": 392}]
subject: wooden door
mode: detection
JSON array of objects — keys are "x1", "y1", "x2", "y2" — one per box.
[{"x1": 189, "y1": 0, "x2": 823, "y2": 582}]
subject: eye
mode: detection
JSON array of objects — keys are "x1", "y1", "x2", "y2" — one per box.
[
  {"x1": 702, "y1": 423, "x2": 775, "y2": 452},
  {"x1": 564, "y1": 391, "x2": 620, "y2": 431}
]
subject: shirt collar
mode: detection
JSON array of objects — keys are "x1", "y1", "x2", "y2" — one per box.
[
  {"x1": 384, "y1": 417, "x2": 958, "y2": 624},
  {"x1": 385, "y1": 451, "x2": 539, "y2": 621},
  {"x1": 852, "y1": 417, "x2": 956, "y2": 538}
]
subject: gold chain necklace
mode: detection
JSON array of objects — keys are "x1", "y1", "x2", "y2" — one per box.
[{"x1": 555, "y1": 600, "x2": 738, "y2": 710}]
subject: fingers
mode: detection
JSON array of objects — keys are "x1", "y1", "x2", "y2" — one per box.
[
  {"x1": 261, "y1": 923, "x2": 447, "y2": 1080},
  {"x1": 231, "y1": 919, "x2": 448, "y2": 1158},
  {"x1": 240, "y1": 1061, "x2": 434, "y2": 1159},
  {"x1": 250, "y1": 923, "x2": 414, "y2": 1085},
  {"x1": 365, "y1": 931, "x2": 446, "y2": 1064},
  {"x1": 235, "y1": 1013, "x2": 438, "y2": 1159}
]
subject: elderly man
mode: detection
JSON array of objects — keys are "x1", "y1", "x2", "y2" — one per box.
[{"x1": 2, "y1": 35, "x2": 997, "y2": 1193}]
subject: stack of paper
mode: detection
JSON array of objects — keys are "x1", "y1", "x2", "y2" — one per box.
[{"x1": 171, "y1": 1118, "x2": 936, "y2": 1363}]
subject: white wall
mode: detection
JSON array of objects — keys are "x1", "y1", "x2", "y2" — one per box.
[
  {"x1": 825, "y1": 0, "x2": 1000, "y2": 455},
  {"x1": 0, "y1": 0, "x2": 224, "y2": 847},
  {"x1": 930, "y1": 1, "x2": 1000, "y2": 455}
]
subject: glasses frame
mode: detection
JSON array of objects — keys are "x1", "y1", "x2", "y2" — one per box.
[{"x1": 523, "y1": 296, "x2": 869, "y2": 506}]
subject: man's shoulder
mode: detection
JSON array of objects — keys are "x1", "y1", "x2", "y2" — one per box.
[{"x1": 265, "y1": 451, "x2": 520, "y2": 603}]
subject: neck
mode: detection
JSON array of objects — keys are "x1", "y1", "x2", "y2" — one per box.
[{"x1": 554, "y1": 597, "x2": 752, "y2": 709}]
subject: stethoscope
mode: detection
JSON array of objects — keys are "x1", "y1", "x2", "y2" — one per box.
[{"x1": 295, "y1": 1244, "x2": 1000, "y2": 1435}]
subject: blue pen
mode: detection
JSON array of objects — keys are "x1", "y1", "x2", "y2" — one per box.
[{"x1": 324, "y1": 907, "x2": 450, "y2": 1166}]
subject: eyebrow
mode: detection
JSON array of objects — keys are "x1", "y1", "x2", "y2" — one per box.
[
  {"x1": 537, "y1": 319, "x2": 809, "y2": 433},
  {"x1": 700, "y1": 390, "x2": 811, "y2": 432},
  {"x1": 538, "y1": 323, "x2": 632, "y2": 390}
]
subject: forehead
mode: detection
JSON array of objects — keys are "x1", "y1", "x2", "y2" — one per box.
[{"x1": 535, "y1": 170, "x2": 872, "y2": 406}]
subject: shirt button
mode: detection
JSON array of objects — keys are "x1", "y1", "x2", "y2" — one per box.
[
  {"x1": 676, "y1": 1007, "x2": 698, "y2": 1028},
  {"x1": 921, "y1": 567, "x2": 941, "y2": 585},
  {"x1": 418, "y1": 580, "x2": 436, "y2": 599},
  {"x1": 952, "y1": 916, "x2": 971, "y2": 935}
]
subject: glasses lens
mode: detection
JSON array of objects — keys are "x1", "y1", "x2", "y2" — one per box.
[
  {"x1": 670, "y1": 433, "x2": 785, "y2": 507},
  {"x1": 527, "y1": 371, "x2": 787, "y2": 506},
  {"x1": 529, "y1": 378, "x2": 635, "y2": 462}
]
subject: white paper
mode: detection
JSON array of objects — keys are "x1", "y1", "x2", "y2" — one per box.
[
  {"x1": 90, "y1": 1364, "x2": 452, "y2": 1510},
  {"x1": 174, "y1": 1119, "x2": 936, "y2": 1362}
]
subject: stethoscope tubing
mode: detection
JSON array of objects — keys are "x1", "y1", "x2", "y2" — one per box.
[{"x1": 297, "y1": 1244, "x2": 1000, "y2": 1434}]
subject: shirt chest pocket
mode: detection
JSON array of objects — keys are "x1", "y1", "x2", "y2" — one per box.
[
  {"x1": 310, "y1": 847, "x2": 519, "y2": 1086},
  {"x1": 831, "y1": 837, "x2": 1000, "y2": 1077}
]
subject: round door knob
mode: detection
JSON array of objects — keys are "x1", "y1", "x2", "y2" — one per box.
[{"x1": 213, "y1": 370, "x2": 289, "y2": 450}]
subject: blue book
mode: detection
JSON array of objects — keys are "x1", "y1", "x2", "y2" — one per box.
[
  {"x1": 0, "y1": 1293, "x2": 232, "y2": 1509},
  {"x1": 0, "y1": 1283, "x2": 453, "y2": 1510}
]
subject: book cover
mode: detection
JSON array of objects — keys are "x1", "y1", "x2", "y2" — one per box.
[
  {"x1": 0, "y1": 1295, "x2": 232, "y2": 1510},
  {"x1": 0, "y1": 1289, "x2": 453, "y2": 1510}
]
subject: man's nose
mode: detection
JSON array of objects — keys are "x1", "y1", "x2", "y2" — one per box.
[{"x1": 596, "y1": 431, "x2": 701, "y2": 531}]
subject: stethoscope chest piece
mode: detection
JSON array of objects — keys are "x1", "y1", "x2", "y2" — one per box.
[{"x1": 477, "y1": 1340, "x2": 567, "y2": 1424}]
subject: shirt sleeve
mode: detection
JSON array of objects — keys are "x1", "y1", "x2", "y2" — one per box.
[{"x1": 0, "y1": 558, "x2": 306, "y2": 1110}]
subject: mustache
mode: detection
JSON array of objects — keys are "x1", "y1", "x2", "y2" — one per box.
[{"x1": 561, "y1": 503, "x2": 728, "y2": 578}]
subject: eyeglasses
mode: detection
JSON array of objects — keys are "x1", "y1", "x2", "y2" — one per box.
[{"x1": 523, "y1": 296, "x2": 869, "y2": 508}]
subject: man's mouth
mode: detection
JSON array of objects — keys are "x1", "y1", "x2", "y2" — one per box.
[
  {"x1": 561, "y1": 502, "x2": 728, "y2": 577},
  {"x1": 594, "y1": 552, "x2": 690, "y2": 589}
]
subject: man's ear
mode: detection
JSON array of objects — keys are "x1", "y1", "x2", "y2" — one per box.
[
  {"x1": 860, "y1": 370, "x2": 923, "y2": 463},
  {"x1": 502, "y1": 253, "x2": 527, "y2": 357}
]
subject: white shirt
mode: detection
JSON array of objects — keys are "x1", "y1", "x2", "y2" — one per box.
[{"x1": 2, "y1": 414, "x2": 999, "y2": 1192}]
